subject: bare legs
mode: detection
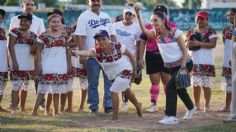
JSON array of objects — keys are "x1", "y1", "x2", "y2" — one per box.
[
  {"x1": 111, "y1": 88, "x2": 142, "y2": 120},
  {"x1": 193, "y1": 85, "x2": 211, "y2": 112}
]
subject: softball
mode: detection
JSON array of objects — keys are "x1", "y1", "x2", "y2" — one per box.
[{"x1": 134, "y1": 2, "x2": 143, "y2": 10}]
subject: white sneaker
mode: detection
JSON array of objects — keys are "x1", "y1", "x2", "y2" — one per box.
[
  {"x1": 183, "y1": 106, "x2": 197, "y2": 119},
  {"x1": 121, "y1": 102, "x2": 128, "y2": 111},
  {"x1": 159, "y1": 116, "x2": 178, "y2": 125},
  {"x1": 145, "y1": 103, "x2": 157, "y2": 113}
]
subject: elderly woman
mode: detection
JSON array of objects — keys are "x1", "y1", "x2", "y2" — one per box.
[{"x1": 185, "y1": 11, "x2": 217, "y2": 112}]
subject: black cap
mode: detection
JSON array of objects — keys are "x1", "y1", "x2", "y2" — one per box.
[
  {"x1": 94, "y1": 30, "x2": 109, "y2": 39},
  {"x1": 154, "y1": 5, "x2": 168, "y2": 15},
  {"x1": 18, "y1": 13, "x2": 32, "y2": 22},
  {"x1": 0, "y1": 9, "x2": 5, "y2": 17},
  {"x1": 47, "y1": 8, "x2": 63, "y2": 17}
]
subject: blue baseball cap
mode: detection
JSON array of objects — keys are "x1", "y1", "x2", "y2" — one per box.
[{"x1": 94, "y1": 30, "x2": 109, "y2": 39}]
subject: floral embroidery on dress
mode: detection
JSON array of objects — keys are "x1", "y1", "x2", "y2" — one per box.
[
  {"x1": 192, "y1": 64, "x2": 215, "y2": 77},
  {"x1": 95, "y1": 42, "x2": 122, "y2": 63},
  {"x1": 186, "y1": 27, "x2": 217, "y2": 43},
  {"x1": 70, "y1": 67, "x2": 87, "y2": 79},
  {"x1": 10, "y1": 28, "x2": 37, "y2": 46},
  {"x1": 0, "y1": 72, "x2": 8, "y2": 81},
  {"x1": 118, "y1": 70, "x2": 132, "y2": 80},
  {"x1": 10, "y1": 71, "x2": 35, "y2": 81},
  {"x1": 0, "y1": 27, "x2": 6, "y2": 40},
  {"x1": 38, "y1": 29, "x2": 71, "y2": 48},
  {"x1": 222, "y1": 67, "x2": 231, "y2": 78},
  {"x1": 223, "y1": 25, "x2": 235, "y2": 40},
  {"x1": 40, "y1": 74, "x2": 68, "y2": 84},
  {"x1": 155, "y1": 28, "x2": 176, "y2": 43}
]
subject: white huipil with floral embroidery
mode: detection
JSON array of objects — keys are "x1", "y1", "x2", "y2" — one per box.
[
  {"x1": 37, "y1": 30, "x2": 71, "y2": 94},
  {"x1": 156, "y1": 29, "x2": 185, "y2": 68},
  {"x1": 92, "y1": 42, "x2": 132, "y2": 92},
  {"x1": 0, "y1": 27, "x2": 8, "y2": 95},
  {"x1": 65, "y1": 26, "x2": 88, "y2": 91},
  {"x1": 9, "y1": 28, "x2": 37, "y2": 91},
  {"x1": 221, "y1": 25, "x2": 234, "y2": 92}
]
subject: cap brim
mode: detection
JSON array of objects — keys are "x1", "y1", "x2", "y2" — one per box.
[
  {"x1": 124, "y1": 9, "x2": 135, "y2": 15},
  {"x1": 196, "y1": 15, "x2": 208, "y2": 19},
  {"x1": 18, "y1": 16, "x2": 32, "y2": 21},
  {"x1": 94, "y1": 34, "x2": 107, "y2": 39}
]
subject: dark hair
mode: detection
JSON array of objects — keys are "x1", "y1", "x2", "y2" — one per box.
[
  {"x1": 229, "y1": 8, "x2": 236, "y2": 13},
  {"x1": 47, "y1": 8, "x2": 65, "y2": 24},
  {"x1": 115, "y1": 15, "x2": 123, "y2": 22},
  {"x1": 0, "y1": 9, "x2": 5, "y2": 17},
  {"x1": 154, "y1": 5, "x2": 168, "y2": 16},
  {"x1": 153, "y1": 11, "x2": 171, "y2": 30}
]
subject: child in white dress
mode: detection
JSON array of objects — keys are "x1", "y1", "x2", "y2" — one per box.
[{"x1": 31, "y1": 14, "x2": 76, "y2": 116}]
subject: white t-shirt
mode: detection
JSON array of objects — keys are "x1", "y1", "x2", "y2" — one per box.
[
  {"x1": 113, "y1": 21, "x2": 141, "y2": 58},
  {"x1": 9, "y1": 14, "x2": 45, "y2": 36},
  {"x1": 75, "y1": 10, "x2": 116, "y2": 50}
]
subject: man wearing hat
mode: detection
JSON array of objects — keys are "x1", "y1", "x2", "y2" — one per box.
[
  {"x1": 75, "y1": 0, "x2": 116, "y2": 113},
  {"x1": 8, "y1": 0, "x2": 45, "y2": 110},
  {"x1": 113, "y1": 6, "x2": 142, "y2": 111}
]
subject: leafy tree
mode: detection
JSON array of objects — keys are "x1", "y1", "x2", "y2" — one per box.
[
  {"x1": 182, "y1": 0, "x2": 201, "y2": 9},
  {"x1": 4, "y1": 0, "x2": 19, "y2": 6}
]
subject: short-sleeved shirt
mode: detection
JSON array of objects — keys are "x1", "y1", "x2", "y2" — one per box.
[
  {"x1": 75, "y1": 10, "x2": 116, "y2": 50},
  {"x1": 91, "y1": 42, "x2": 132, "y2": 80},
  {"x1": 113, "y1": 21, "x2": 141, "y2": 57},
  {"x1": 9, "y1": 14, "x2": 45, "y2": 36}
]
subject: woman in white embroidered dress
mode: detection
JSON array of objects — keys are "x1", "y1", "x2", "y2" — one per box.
[
  {"x1": 219, "y1": 8, "x2": 236, "y2": 112},
  {"x1": 185, "y1": 11, "x2": 217, "y2": 112},
  {"x1": 8, "y1": 13, "x2": 37, "y2": 115},
  {"x1": 75, "y1": 30, "x2": 142, "y2": 120},
  {"x1": 0, "y1": 9, "x2": 9, "y2": 113},
  {"x1": 31, "y1": 14, "x2": 76, "y2": 116},
  {"x1": 135, "y1": 6, "x2": 196, "y2": 125}
]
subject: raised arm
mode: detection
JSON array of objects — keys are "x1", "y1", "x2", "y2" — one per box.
[{"x1": 134, "y1": 5, "x2": 155, "y2": 38}]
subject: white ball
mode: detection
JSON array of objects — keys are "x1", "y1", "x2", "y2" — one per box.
[{"x1": 134, "y1": 2, "x2": 143, "y2": 10}]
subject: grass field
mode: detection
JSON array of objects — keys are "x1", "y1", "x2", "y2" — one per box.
[{"x1": 1, "y1": 43, "x2": 236, "y2": 132}]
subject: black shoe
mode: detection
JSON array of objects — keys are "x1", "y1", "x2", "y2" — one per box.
[
  {"x1": 90, "y1": 109, "x2": 98, "y2": 113},
  {"x1": 104, "y1": 107, "x2": 113, "y2": 114}
]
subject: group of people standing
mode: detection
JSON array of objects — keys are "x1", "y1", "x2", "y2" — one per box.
[{"x1": 0, "y1": 0, "x2": 236, "y2": 124}]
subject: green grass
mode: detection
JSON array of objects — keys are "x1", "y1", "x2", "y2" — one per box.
[{"x1": 1, "y1": 44, "x2": 236, "y2": 131}]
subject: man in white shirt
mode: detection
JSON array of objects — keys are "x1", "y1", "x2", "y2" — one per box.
[
  {"x1": 75, "y1": 0, "x2": 116, "y2": 113},
  {"x1": 9, "y1": 0, "x2": 45, "y2": 35},
  {"x1": 8, "y1": 0, "x2": 45, "y2": 109}
]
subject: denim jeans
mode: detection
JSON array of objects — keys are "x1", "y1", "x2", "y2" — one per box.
[{"x1": 86, "y1": 57, "x2": 112, "y2": 110}]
